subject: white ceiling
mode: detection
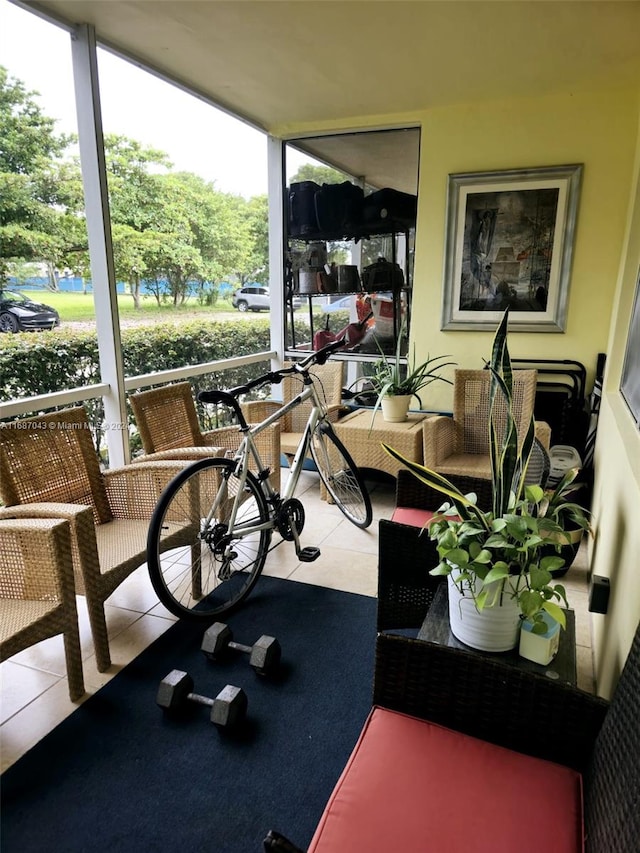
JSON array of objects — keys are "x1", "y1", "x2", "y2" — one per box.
[
  {"x1": 22, "y1": 1, "x2": 640, "y2": 132},
  {"x1": 288, "y1": 128, "x2": 421, "y2": 194},
  {"x1": 17, "y1": 1, "x2": 640, "y2": 191}
]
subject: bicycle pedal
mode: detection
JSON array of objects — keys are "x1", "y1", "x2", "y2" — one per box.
[{"x1": 297, "y1": 546, "x2": 321, "y2": 562}]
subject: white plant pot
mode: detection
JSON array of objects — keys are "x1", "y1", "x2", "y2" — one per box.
[
  {"x1": 519, "y1": 612, "x2": 561, "y2": 665},
  {"x1": 447, "y1": 572, "x2": 522, "y2": 652},
  {"x1": 380, "y1": 394, "x2": 412, "y2": 423}
]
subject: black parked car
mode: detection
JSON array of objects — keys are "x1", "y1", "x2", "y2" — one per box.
[{"x1": 0, "y1": 290, "x2": 61, "y2": 333}]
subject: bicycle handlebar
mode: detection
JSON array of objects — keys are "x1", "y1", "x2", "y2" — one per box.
[
  {"x1": 296, "y1": 336, "x2": 347, "y2": 368},
  {"x1": 197, "y1": 336, "x2": 347, "y2": 410}
]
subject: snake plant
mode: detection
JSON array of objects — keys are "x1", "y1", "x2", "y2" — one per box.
[{"x1": 382, "y1": 309, "x2": 589, "y2": 633}]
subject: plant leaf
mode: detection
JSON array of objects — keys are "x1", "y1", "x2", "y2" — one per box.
[
  {"x1": 381, "y1": 444, "x2": 490, "y2": 529},
  {"x1": 542, "y1": 601, "x2": 566, "y2": 629},
  {"x1": 483, "y1": 565, "x2": 510, "y2": 585}
]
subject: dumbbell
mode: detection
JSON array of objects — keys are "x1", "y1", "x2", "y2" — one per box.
[
  {"x1": 156, "y1": 669, "x2": 247, "y2": 728},
  {"x1": 201, "y1": 622, "x2": 281, "y2": 676}
]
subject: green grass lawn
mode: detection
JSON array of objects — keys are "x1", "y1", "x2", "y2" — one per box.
[{"x1": 37, "y1": 291, "x2": 236, "y2": 322}]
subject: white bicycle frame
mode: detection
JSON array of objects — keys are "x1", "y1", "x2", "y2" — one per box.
[{"x1": 202, "y1": 375, "x2": 332, "y2": 541}]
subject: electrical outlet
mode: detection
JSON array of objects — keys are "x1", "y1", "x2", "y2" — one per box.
[{"x1": 589, "y1": 575, "x2": 610, "y2": 614}]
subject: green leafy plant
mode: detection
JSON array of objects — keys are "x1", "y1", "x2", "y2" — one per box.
[
  {"x1": 382, "y1": 309, "x2": 590, "y2": 634},
  {"x1": 368, "y1": 323, "x2": 455, "y2": 418}
]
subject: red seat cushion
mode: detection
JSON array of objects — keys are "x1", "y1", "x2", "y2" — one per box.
[
  {"x1": 390, "y1": 507, "x2": 435, "y2": 527},
  {"x1": 308, "y1": 707, "x2": 583, "y2": 853},
  {"x1": 390, "y1": 508, "x2": 461, "y2": 528}
]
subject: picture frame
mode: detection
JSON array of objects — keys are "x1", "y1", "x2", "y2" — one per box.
[{"x1": 441, "y1": 164, "x2": 583, "y2": 332}]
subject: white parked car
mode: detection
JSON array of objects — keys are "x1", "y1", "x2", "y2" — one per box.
[
  {"x1": 321, "y1": 295, "x2": 354, "y2": 314},
  {"x1": 232, "y1": 286, "x2": 301, "y2": 312}
]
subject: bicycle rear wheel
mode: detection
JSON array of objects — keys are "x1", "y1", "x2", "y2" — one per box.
[
  {"x1": 147, "y1": 457, "x2": 271, "y2": 620},
  {"x1": 310, "y1": 423, "x2": 372, "y2": 529}
]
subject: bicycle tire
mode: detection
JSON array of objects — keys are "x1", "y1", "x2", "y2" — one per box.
[
  {"x1": 310, "y1": 423, "x2": 373, "y2": 529},
  {"x1": 147, "y1": 457, "x2": 271, "y2": 621}
]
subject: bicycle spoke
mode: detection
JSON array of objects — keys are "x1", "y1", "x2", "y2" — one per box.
[
  {"x1": 311, "y1": 425, "x2": 372, "y2": 528},
  {"x1": 147, "y1": 458, "x2": 270, "y2": 620}
]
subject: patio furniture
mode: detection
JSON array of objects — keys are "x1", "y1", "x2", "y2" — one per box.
[
  {"x1": 265, "y1": 618, "x2": 639, "y2": 853},
  {"x1": 377, "y1": 470, "x2": 493, "y2": 632},
  {"x1": 418, "y1": 581, "x2": 578, "y2": 685},
  {"x1": 0, "y1": 517, "x2": 85, "y2": 701},
  {"x1": 0, "y1": 407, "x2": 193, "y2": 673},
  {"x1": 333, "y1": 409, "x2": 428, "y2": 481},
  {"x1": 422, "y1": 368, "x2": 550, "y2": 481},
  {"x1": 130, "y1": 380, "x2": 281, "y2": 492}
]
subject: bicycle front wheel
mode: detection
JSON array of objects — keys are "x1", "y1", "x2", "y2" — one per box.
[
  {"x1": 310, "y1": 423, "x2": 372, "y2": 529},
  {"x1": 147, "y1": 457, "x2": 271, "y2": 621}
]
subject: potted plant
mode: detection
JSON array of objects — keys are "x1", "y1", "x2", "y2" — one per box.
[
  {"x1": 382, "y1": 309, "x2": 590, "y2": 653},
  {"x1": 538, "y1": 476, "x2": 589, "y2": 577},
  {"x1": 368, "y1": 324, "x2": 455, "y2": 422}
]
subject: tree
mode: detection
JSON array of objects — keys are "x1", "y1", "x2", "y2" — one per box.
[
  {"x1": 289, "y1": 163, "x2": 347, "y2": 186},
  {"x1": 0, "y1": 67, "x2": 67, "y2": 175},
  {"x1": 151, "y1": 172, "x2": 249, "y2": 303},
  {"x1": 102, "y1": 135, "x2": 172, "y2": 306},
  {"x1": 229, "y1": 194, "x2": 268, "y2": 286},
  {"x1": 0, "y1": 66, "x2": 76, "y2": 285},
  {"x1": 110, "y1": 225, "x2": 166, "y2": 309},
  {"x1": 0, "y1": 67, "x2": 272, "y2": 304},
  {"x1": 104, "y1": 134, "x2": 171, "y2": 232}
]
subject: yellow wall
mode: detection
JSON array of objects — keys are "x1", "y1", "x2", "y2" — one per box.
[
  {"x1": 413, "y1": 86, "x2": 640, "y2": 696},
  {"x1": 589, "y1": 104, "x2": 640, "y2": 698},
  {"x1": 411, "y1": 88, "x2": 639, "y2": 413},
  {"x1": 284, "y1": 85, "x2": 640, "y2": 696},
  {"x1": 411, "y1": 86, "x2": 640, "y2": 697}
]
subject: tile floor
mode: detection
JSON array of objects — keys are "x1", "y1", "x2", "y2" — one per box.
[{"x1": 0, "y1": 469, "x2": 595, "y2": 773}]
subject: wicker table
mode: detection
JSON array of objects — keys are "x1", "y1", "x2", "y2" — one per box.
[
  {"x1": 418, "y1": 584, "x2": 577, "y2": 686},
  {"x1": 333, "y1": 409, "x2": 429, "y2": 480}
]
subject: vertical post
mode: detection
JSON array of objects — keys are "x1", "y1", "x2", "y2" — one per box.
[
  {"x1": 267, "y1": 134, "x2": 286, "y2": 375},
  {"x1": 71, "y1": 24, "x2": 128, "y2": 466}
]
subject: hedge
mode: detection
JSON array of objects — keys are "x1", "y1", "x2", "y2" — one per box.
[{"x1": 0, "y1": 313, "x2": 347, "y2": 458}]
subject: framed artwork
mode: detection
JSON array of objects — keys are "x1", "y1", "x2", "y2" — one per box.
[{"x1": 441, "y1": 164, "x2": 583, "y2": 332}]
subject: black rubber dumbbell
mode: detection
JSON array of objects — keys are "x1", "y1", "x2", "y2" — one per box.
[
  {"x1": 156, "y1": 669, "x2": 247, "y2": 728},
  {"x1": 201, "y1": 622, "x2": 281, "y2": 677}
]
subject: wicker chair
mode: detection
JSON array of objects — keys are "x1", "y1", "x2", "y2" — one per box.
[
  {"x1": 423, "y1": 368, "x2": 550, "y2": 481},
  {"x1": 0, "y1": 407, "x2": 193, "y2": 673},
  {"x1": 239, "y1": 361, "x2": 345, "y2": 460},
  {"x1": 0, "y1": 517, "x2": 85, "y2": 701},
  {"x1": 130, "y1": 380, "x2": 281, "y2": 492}
]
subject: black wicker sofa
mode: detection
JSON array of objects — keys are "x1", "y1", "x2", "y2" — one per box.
[
  {"x1": 265, "y1": 621, "x2": 639, "y2": 853},
  {"x1": 264, "y1": 471, "x2": 639, "y2": 852}
]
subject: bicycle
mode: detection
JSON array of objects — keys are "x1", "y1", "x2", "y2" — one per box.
[{"x1": 146, "y1": 338, "x2": 373, "y2": 621}]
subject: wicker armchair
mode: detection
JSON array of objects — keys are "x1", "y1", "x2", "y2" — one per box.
[
  {"x1": 0, "y1": 407, "x2": 193, "y2": 673},
  {"x1": 130, "y1": 380, "x2": 281, "y2": 492},
  {"x1": 239, "y1": 361, "x2": 345, "y2": 460},
  {"x1": 0, "y1": 517, "x2": 85, "y2": 701},
  {"x1": 423, "y1": 368, "x2": 550, "y2": 481}
]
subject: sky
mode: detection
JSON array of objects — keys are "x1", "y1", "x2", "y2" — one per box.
[{"x1": 0, "y1": 0, "x2": 309, "y2": 197}]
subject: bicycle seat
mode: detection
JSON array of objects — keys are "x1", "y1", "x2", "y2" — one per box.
[
  {"x1": 198, "y1": 389, "x2": 247, "y2": 428},
  {"x1": 199, "y1": 389, "x2": 239, "y2": 407}
]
